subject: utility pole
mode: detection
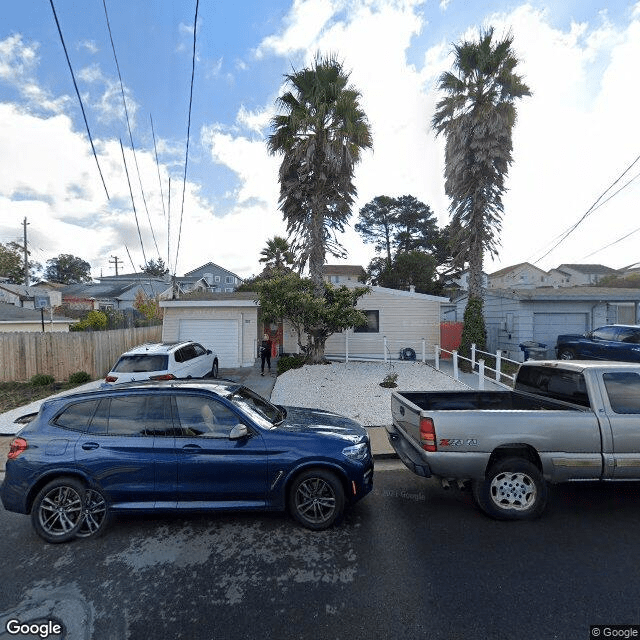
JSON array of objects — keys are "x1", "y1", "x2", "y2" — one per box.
[
  {"x1": 109, "y1": 255, "x2": 122, "y2": 276},
  {"x1": 23, "y1": 217, "x2": 29, "y2": 286}
]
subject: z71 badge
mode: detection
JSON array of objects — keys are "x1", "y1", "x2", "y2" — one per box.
[{"x1": 439, "y1": 438, "x2": 479, "y2": 447}]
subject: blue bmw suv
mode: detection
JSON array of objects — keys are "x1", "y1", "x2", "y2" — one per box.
[{"x1": 1, "y1": 380, "x2": 374, "y2": 543}]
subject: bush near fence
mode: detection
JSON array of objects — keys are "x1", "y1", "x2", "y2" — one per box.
[{"x1": 0, "y1": 326, "x2": 162, "y2": 382}]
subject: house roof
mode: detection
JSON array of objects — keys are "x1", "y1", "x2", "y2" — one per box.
[
  {"x1": 0, "y1": 283, "x2": 53, "y2": 300},
  {"x1": 173, "y1": 291, "x2": 257, "y2": 301},
  {"x1": 0, "y1": 303, "x2": 75, "y2": 323},
  {"x1": 556, "y1": 263, "x2": 618, "y2": 275},
  {"x1": 324, "y1": 265, "x2": 366, "y2": 277},
  {"x1": 455, "y1": 286, "x2": 640, "y2": 303},
  {"x1": 183, "y1": 262, "x2": 242, "y2": 279},
  {"x1": 62, "y1": 280, "x2": 171, "y2": 299},
  {"x1": 488, "y1": 262, "x2": 548, "y2": 278}
]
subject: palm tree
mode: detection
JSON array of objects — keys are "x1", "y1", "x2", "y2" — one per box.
[
  {"x1": 432, "y1": 27, "x2": 530, "y2": 351},
  {"x1": 268, "y1": 54, "x2": 372, "y2": 294},
  {"x1": 259, "y1": 236, "x2": 295, "y2": 271}
]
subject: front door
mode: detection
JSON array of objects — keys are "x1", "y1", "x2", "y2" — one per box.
[{"x1": 172, "y1": 394, "x2": 268, "y2": 508}]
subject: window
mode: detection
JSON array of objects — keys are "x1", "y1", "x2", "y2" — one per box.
[
  {"x1": 516, "y1": 366, "x2": 590, "y2": 407},
  {"x1": 603, "y1": 373, "x2": 640, "y2": 414},
  {"x1": 177, "y1": 345, "x2": 197, "y2": 362},
  {"x1": 175, "y1": 395, "x2": 239, "y2": 437},
  {"x1": 214, "y1": 275, "x2": 220, "y2": 282},
  {"x1": 225, "y1": 287, "x2": 233, "y2": 292},
  {"x1": 354, "y1": 310, "x2": 379, "y2": 333},
  {"x1": 230, "y1": 387, "x2": 282, "y2": 429},
  {"x1": 592, "y1": 327, "x2": 618, "y2": 341},
  {"x1": 618, "y1": 328, "x2": 640, "y2": 344},
  {"x1": 193, "y1": 343, "x2": 206, "y2": 356},
  {"x1": 54, "y1": 399, "x2": 101, "y2": 432},
  {"x1": 105, "y1": 395, "x2": 173, "y2": 436},
  {"x1": 113, "y1": 354, "x2": 168, "y2": 372},
  {"x1": 225, "y1": 276, "x2": 233, "y2": 284}
]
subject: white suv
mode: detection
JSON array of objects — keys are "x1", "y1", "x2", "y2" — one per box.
[{"x1": 105, "y1": 342, "x2": 218, "y2": 384}]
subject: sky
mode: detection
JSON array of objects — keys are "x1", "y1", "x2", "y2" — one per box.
[{"x1": 1, "y1": 0, "x2": 639, "y2": 282}]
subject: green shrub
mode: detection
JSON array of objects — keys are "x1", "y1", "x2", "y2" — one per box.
[
  {"x1": 69, "y1": 371, "x2": 91, "y2": 385},
  {"x1": 380, "y1": 372, "x2": 398, "y2": 388},
  {"x1": 30, "y1": 374, "x2": 55, "y2": 386},
  {"x1": 277, "y1": 355, "x2": 306, "y2": 375}
]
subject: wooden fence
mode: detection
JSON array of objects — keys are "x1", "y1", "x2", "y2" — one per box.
[{"x1": 0, "y1": 326, "x2": 162, "y2": 382}]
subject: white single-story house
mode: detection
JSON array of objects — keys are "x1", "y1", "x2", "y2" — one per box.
[
  {"x1": 452, "y1": 287, "x2": 640, "y2": 361},
  {"x1": 0, "y1": 303, "x2": 76, "y2": 332},
  {"x1": 160, "y1": 286, "x2": 448, "y2": 367}
]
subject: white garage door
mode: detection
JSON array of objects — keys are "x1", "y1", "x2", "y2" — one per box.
[
  {"x1": 178, "y1": 319, "x2": 240, "y2": 368},
  {"x1": 533, "y1": 313, "x2": 588, "y2": 350}
]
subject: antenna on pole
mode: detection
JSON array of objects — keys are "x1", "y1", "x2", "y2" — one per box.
[{"x1": 23, "y1": 217, "x2": 29, "y2": 286}]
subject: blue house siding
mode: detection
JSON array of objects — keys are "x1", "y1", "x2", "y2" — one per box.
[{"x1": 454, "y1": 288, "x2": 640, "y2": 361}]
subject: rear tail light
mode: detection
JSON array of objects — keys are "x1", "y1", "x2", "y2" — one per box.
[
  {"x1": 105, "y1": 375, "x2": 118, "y2": 383},
  {"x1": 8, "y1": 437, "x2": 27, "y2": 459},
  {"x1": 420, "y1": 417, "x2": 437, "y2": 452},
  {"x1": 150, "y1": 373, "x2": 177, "y2": 380}
]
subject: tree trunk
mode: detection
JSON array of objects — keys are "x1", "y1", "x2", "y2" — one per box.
[
  {"x1": 308, "y1": 204, "x2": 325, "y2": 297},
  {"x1": 467, "y1": 231, "x2": 484, "y2": 299}
]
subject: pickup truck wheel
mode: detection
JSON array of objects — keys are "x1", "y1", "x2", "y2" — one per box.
[
  {"x1": 472, "y1": 458, "x2": 547, "y2": 521},
  {"x1": 558, "y1": 348, "x2": 575, "y2": 360},
  {"x1": 289, "y1": 469, "x2": 345, "y2": 531}
]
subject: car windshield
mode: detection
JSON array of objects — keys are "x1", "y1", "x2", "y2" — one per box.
[
  {"x1": 229, "y1": 387, "x2": 284, "y2": 429},
  {"x1": 112, "y1": 354, "x2": 168, "y2": 373}
]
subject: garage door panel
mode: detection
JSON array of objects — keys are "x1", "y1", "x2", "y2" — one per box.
[
  {"x1": 179, "y1": 320, "x2": 239, "y2": 368},
  {"x1": 533, "y1": 313, "x2": 588, "y2": 350}
]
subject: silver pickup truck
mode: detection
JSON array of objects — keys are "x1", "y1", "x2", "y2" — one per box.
[{"x1": 386, "y1": 361, "x2": 640, "y2": 520}]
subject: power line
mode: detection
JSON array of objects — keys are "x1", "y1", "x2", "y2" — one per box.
[
  {"x1": 101, "y1": 0, "x2": 160, "y2": 258},
  {"x1": 533, "y1": 152, "x2": 640, "y2": 265},
  {"x1": 49, "y1": 0, "x2": 110, "y2": 200},
  {"x1": 150, "y1": 114, "x2": 167, "y2": 220},
  {"x1": 174, "y1": 0, "x2": 200, "y2": 275},
  {"x1": 119, "y1": 139, "x2": 147, "y2": 266}
]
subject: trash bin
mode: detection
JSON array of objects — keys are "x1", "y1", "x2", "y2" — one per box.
[{"x1": 519, "y1": 341, "x2": 548, "y2": 360}]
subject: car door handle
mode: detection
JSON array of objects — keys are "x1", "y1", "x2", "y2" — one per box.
[
  {"x1": 182, "y1": 444, "x2": 202, "y2": 451},
  {"x1": 82, "y1": 442, "x2": 100, "y2": 450}
]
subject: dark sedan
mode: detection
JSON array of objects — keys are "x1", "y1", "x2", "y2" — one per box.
[
  {"x1": 1, "y1": 380, "x2": 374, "y2": 543},
  {"x1": 556, "y1": 324, "x2": 640, "y2": 361}
]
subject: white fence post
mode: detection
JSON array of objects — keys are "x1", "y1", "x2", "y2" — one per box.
[
  {"x1": 495, "y1": 350, "x2": 501, "y2": 381},
  {"x1": 453, "y1": 350, "x2": 459, "y2": 380},
  {"x1": 434, "y1": 346, "x2": 440, "y2": 370},
  {"x1": 478, "y1": 359, "x2": 485, "y2": 390},
  {"x1": 471, "y1": 343, "x2": 476, "y2": 370},
  {"x1": 421, "y1": 338, "x2": 425, "y2": 363},
  {"x1": 384, "y1": 336, "x2": 388, "y2": 363}
]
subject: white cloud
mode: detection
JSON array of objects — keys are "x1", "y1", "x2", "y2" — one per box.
[
  {"x1": 78, "y1": 40, "x2": 99, "y2": 54},
  {"x1": 256, "y1": 0, "x2": 336, "y2": 58}
]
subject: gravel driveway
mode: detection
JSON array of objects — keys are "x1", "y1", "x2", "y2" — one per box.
[{"x1": 271, "y1": 361, "x2": 467, "y2": 426}]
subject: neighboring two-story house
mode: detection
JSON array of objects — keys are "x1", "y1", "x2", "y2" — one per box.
[
  {"x1": 178, "y1": 262, "x2": 243, "y2": 294},
  {"x1": 323, "y1": 265, "x2": 366, "y2": 285}
]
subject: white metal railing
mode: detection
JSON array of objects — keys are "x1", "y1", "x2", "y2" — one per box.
[{"x1": 433, "y1": 344, "x2": 520, "y2": 389}]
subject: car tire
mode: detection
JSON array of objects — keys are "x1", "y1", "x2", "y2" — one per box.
[
  {"x1": 210, "y1": 360, "x2": 218, "y2": 379},
  {"x1": 31, "y1": 477, "x2": 85, "y2": 543},
  {"x1": 75, "y1": 487, "x2": 110, "y2": 540},
  {"x1": 288, "y1": 468, "x2": 345, "y2": 530},
  {"x1": 472, "y1": 457, "x2": 548, "y2": 521},
  {"x1": 558, "y1": 348, "x2": 575, "y2": 360}
]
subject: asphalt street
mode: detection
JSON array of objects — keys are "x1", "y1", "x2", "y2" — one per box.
[{"x1": 2, "y1": 463, "x2": 640, "y2": 640}]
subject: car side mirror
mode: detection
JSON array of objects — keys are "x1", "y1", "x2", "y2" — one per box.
[
  {"x1": 229, "y1": 424, "x2": 249, "y2": 440},
  {"x1": 206, "y1": 349, "x2": 212, "y2": 355}
]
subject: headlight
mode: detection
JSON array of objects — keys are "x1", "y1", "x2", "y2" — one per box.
[{"x1": 342, "y1": 442, "x2": 369, "y2": 461}]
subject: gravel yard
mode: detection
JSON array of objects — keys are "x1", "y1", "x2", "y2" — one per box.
[{"x1": 271, "y1": 361, "x2": 467, "y2": 426}]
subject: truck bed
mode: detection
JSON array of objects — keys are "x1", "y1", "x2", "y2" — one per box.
[{"x1": 396, "y1": 390, "x2": 586, "y2": 412}]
